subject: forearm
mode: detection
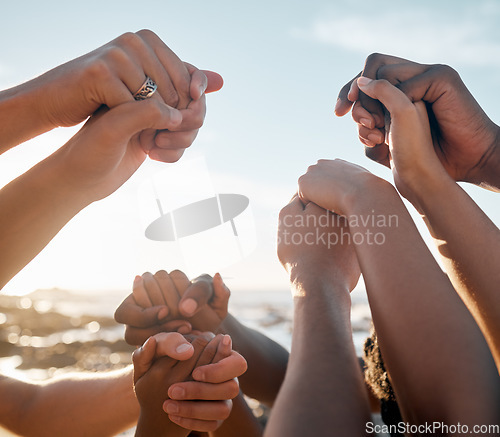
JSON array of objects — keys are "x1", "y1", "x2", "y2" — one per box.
[
  {"x1": 416, "y1": 174, "x2": 500, "y2": 366},
  {"x1": 209, "y1": 391, "x2": 263, "y2": 437},
  {"x1": 2, "y1": 368, "x2": 138, "y2": 437},
  {"x1": 347, "y1": 181, "x2": 500, "y2": 424},
  {"x1": 217, "y1": 314, "x2": 288, "y2": 406},
  {"x1": 264, "y1": 276, "x2": 370, "y2": 437},
  {"x1": 0, "y1": 80, "x2": 54, "y2": 153},
  {"x1": 0, "y1": 149, "x2": 88, "y2": 288}
]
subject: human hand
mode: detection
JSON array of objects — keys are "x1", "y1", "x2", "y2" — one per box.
[
  {"x1": 336, "y1": 53, "x2": 500, "y2": 186},
  {"x1": 51, "y1": 98, "x2": 185, "y2": 203},
  {"x1": 297, "y1": 158, "x2": 387, "y2": 217},
  {"x1": 114, "y1": 270, "x2": 230, "y2": 345},
  {"x1": 12, "y1": 30, "x2": 223, "y2": 159},
  {"x1": 165, "y1": 335, "x2": 247, "y2": 432},
  {"x1": 35, "y1": 30, "x2": 222, "y2": 124},
  {"x1": 277, "y1": 194, "x2": 360, "y2": 292},
  {"x1": 355, "y1": 77, "x2": 452, "y2": 206},
  {"x1": 133, "y1": 332, "x2": 244, "y2": 435}
]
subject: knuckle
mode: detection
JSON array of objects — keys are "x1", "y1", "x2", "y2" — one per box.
[
  {"x1": 196, "y1": 273, "x2": 213, "y2": 282},
  {"x1": 205, "y1": 420, "x2": 220, "y2": 433},
  {"x1": 278, "y1": 205, "x2": 290, "y2": 221},
  {"x1": 365, "y1": 52, "x2": 385, "y2": 67},
  {"x1": 220, "y1": 400, "x2": 232, "y2": 420},
  {"x1": 116, "y1": 31, "x2": 143, "y2": 49},
  {"x1": 135, "y1": 28, "x2": 157, "y2": 40},
  {"x1": 227, "y1": 379, "x2": 240, "y2": 398},
  {"x1": 84, "y1": 59, "x2": 113, "y2": 84},
  {"x1": 104, "y1": 46, "x2": 131, "y2": 68},
  {"x1": 124, "y1": 331, "x2": 137, "y2": 345},
  {"x1": 141, "y1": 271, "x2": 154, "y2": 280},
  {"x1": 163, "y1": 88, "x2": 180, "y2": 108},
  {"x1": 154, "y1": 269, "x2": 169, "y2": 279},
  {"x1": 191, "y1": 111, "x2": 205, "y2": 129},
  {"x1": 433, "y1": 64, "x2": 460, "y2": 83}
]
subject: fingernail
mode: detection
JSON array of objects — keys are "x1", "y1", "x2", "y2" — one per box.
[
  {"x1": 199, "y1": 83, "x2": 207, "y2": 98},
  {"x1": 164, "y1": 402, "x2": 179, "y2": 414},
  {"x1": 157, "y1": 307, "x2": 169, "y2": 321},
  {"x1": 181, "y1": 298, "x2": 197, "y2": 316},
  {"x1": 368, "y1": 133, "x2": 382, "y2": 144},
  {"x1": 357, "y1": 77, "x2": 373, "y2": 87},
  {"x1": 133, "y1": 275, "x2": 142, "y2": 285},
  {"x1": 223, "y1": 334, "x2": 231, "y2": 346},
  {"x1": 141, "y1": 337, "x2": 152, "y2": 350},
  {"x1": 170, "y1": 386, "x2": 185, "y2": 399},
  {"x1": 360, "y1": 118, "x2": 372, "y2": 129},
  {"x1": 176, "y1": 343, "x2": 193, "y2": 354}
]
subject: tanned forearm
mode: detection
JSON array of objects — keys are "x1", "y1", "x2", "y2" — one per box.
[
  {"x1": 415, "y1": 174, "x2": 500, "y2": 368},
  {"x1": 346, "y1": 180, "x2": 500, "y2": 426},
  {"x1": 0, "y1": 149, "x2": 88, "y2": 289},
  {"x1": 0, "y1": 81, "x2": 55, "y2": 153},
  {"x1": 0, "y1": 368, "x2": 138, "y2": 437}
]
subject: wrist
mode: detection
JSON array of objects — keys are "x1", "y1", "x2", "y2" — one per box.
[
  {"x1": 39, "y1": 150, "x2": 92, "y2": 212},
  {"x1": 136, "y1": 409, "x2": 190, "y2": 437},
  {"x1": 289, "y1": 266, "x2": 351, "y2": 303},
  {"x1": 470, "y1": 123, "x2": 500, "y2": 191},
  {"x1": 402, "y1": 163, "x2": 456, "y2": 212},
  {"x1": 343, "y1": 176, "x2": 398, "y2": 216}
]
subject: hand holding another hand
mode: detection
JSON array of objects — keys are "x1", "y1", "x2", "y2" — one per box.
[
  {"x1": 336, "y1": 53, "x2": 500, "y2": 188},
  {"x1": 133, "y1": 332, "x2": 246, "y2": 435},
  {"x1": 277, "y1": 194, "x2": 360, "y2": 293},
  {"x1": 115, "y1": 270, "x2": 230, "y2": 346}
]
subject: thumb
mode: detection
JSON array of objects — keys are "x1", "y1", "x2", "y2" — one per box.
[
  {"x1": 153, "y1": 332, "x2": 194, "y2": 360},
  {"x1": 203, "y1": 70, "x2": 224, "y2": 93},
  {"x1": 102, "y1": 100, "x2": 183, "y2": 141},
  {"x1": 356, "y1": 77, "x2": 413, "y2": 118}
]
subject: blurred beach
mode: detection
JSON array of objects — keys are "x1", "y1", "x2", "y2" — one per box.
[{"x1": 0, "y1": 286, "x2": 373, "y2": 436}]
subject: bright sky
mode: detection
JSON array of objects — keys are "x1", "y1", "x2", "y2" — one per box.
[{"x1": 1, "y1": 0, "x2": 500, "y2": 295}]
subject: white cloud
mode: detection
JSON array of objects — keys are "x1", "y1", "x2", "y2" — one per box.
[{"x1": 293, "y1": 3, "x2": 500, "y2": 68}]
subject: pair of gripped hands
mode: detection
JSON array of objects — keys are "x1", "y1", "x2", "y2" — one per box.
[{"x1": 15, "y1": 30, "x2": 223, "y2": 205}]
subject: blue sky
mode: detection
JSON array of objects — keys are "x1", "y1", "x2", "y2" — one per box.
[{"x1": 1, "y1": 0, "x2": 500, "y2": 294}]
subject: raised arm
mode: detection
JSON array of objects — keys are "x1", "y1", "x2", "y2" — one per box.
[
  {"x1": 265, "y1": 196, "x2": 371, "y2": 437},
  {"x1": 356, "y1": 77, "x2": 500, "y2": 369},
  {"x1": 298, "y1": 159, "x2": 500, "y2": 428},
  {"x1": 0, "y1": 98, "x2": 184, "y2": 289}
]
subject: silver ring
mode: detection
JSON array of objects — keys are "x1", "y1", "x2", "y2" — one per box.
[{"x1": 133, "y1": 76, "x2": 157, "y2": 100}]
